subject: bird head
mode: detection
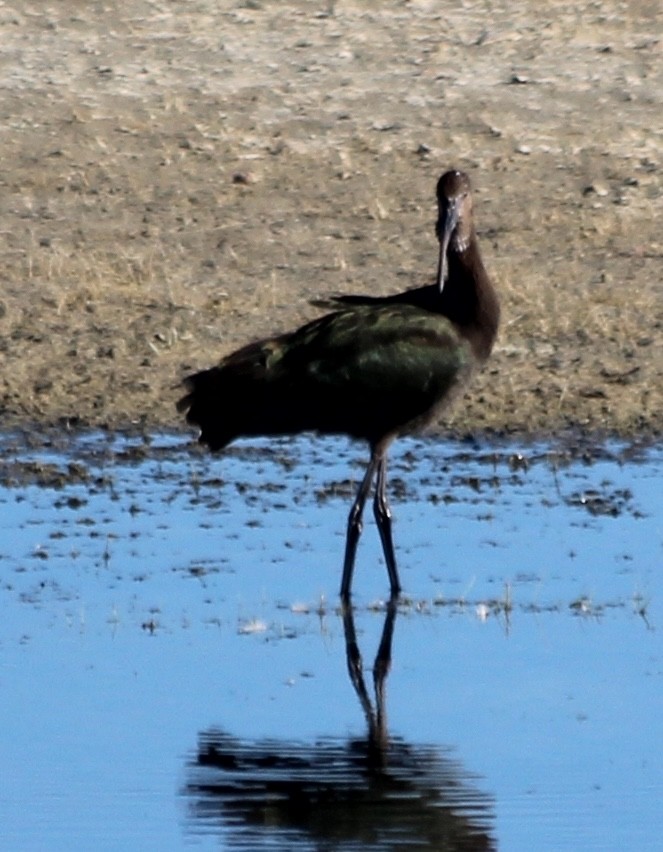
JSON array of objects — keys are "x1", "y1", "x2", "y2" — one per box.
[{"x1": 435, "y1": 170, "x2": 473, "y2": 292}]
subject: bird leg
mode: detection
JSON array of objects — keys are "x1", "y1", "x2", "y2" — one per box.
[
  {"x1": 374, "y1": 456, "x2": 401, "y2": 596},
  {"x1": 340, "y1": 453, "x2": 379, "y2": 600}
]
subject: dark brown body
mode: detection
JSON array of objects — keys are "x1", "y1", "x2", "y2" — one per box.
[
  {"x1": 178, "y1": 170, "x2": 499, "y2": 599},
  {"x1": 177, "y1": 303, "x2": 476, "y2": 450}
]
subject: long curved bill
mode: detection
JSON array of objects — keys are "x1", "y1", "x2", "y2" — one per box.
[{"x1": 436, "y1": 201, "x2": 460, "y2": 293}]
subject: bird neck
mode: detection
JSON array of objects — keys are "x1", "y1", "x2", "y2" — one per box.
[{"x1": 442, "y1": 232, "x2": 500, "y2": 362}]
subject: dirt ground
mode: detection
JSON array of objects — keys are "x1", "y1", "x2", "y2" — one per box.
[{"x1": 0, "y1": 1, "x2": 661, "y2": 441}]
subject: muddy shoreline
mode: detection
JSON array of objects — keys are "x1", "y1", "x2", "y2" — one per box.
[
  {"x1": 1, "y1": 3, "x2": 661, "y2": 440},
  {"x1": 1, "y1": 424, "x2": 657, "y2": 497}
]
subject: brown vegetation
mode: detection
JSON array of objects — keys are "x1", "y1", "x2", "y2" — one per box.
[{"x1": 1, "y1": 1, "x2": 661, "y2": 437}]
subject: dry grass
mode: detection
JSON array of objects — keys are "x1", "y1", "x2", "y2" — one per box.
[{"x1": 0, "y1": 1, "x2": 661, "y2": 436}]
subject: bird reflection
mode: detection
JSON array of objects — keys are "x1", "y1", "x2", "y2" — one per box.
[
  {"x1": 183, "y1": 600, "x2": 495, "y2": 850},
  {"x1": 341, "y1": 595, "x2": 397, "y2": 764}
]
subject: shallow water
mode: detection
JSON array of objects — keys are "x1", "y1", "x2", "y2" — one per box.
[{"x1": 0, "y1": 432, "x2": 661, "y2": 851}]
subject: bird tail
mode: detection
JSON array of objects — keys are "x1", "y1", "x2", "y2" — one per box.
[
  {"x1": 177, "y1": 337, "x2": 285, "y2": 451},
  {"x1": 177, "y1": 367, "x2": 238, "y2": 451}
]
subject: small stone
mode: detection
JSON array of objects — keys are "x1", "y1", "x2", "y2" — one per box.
[
  {"x1": 232, "y1": 172, "x2": 254, "y2": 185},
  {"x1": 583, "y1": 181, "x2": 609, "y2": 197}
]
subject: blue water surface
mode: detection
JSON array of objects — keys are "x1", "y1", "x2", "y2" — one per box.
[{"x1": 0, "y1": 432, "x2": 661, "y2": 850}]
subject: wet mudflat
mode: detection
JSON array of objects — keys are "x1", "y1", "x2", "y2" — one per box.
[{"x1": 0, "y1": 431, "x2": 661, "y2": 850}]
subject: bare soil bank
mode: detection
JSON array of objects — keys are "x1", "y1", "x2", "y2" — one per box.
[{"x1": 1, "y1": 1, "x2": 661, "y2": 439}]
